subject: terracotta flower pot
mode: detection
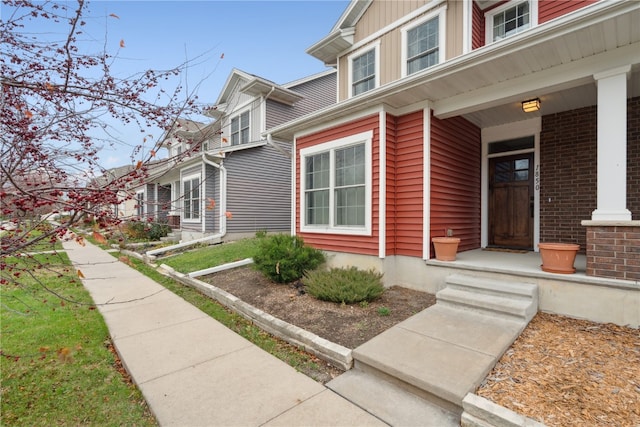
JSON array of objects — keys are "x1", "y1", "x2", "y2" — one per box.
[
  {"x1": 432, "y1": 237, "x2": 460, "y2": 261},
  {"x1": 538, "y1": 242, "x2": 580, "y2": 274}
]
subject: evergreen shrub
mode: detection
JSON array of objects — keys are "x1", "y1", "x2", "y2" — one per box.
[
  {"x1": 304, "y1": 266, "x2": 384, "y2": 304},
  {"x1": 252, "y1": 234, "x2": 325, "y2": 283}
]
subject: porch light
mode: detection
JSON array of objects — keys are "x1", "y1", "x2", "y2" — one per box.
[{"x1": 522, "y1": 98, "x2": 541, "y2": 113}]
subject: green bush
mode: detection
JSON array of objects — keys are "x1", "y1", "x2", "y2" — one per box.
[
  {"x1": 252, "y1": 234, "x2": 325, "y2": 283},
  {"x1": 304, "y1": 266, "x2": 384, "y2": 304},
  {"x1": 123, "y1": 221, "x2": 171, "y2": 241}
]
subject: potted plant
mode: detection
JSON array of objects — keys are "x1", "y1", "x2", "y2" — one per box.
[
  {"x1": 538, "y1": 242, "x2": 580, "y2": 274},
  {"x1": 432, "y1": 229, "x2": 460, "y2": 261}
]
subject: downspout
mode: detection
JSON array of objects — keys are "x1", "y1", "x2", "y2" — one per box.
[{"x1": 201, "y1": 153, "x2": 227, "y2": 237}]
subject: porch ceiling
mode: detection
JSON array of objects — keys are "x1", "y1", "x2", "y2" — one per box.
[{"x1": 268, "y1": 1, "x2": 640, "y2": 140}]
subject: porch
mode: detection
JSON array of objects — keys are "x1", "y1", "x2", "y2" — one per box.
[{"x1": 425, "y1": 249, "x2": 639, "y2": 328}]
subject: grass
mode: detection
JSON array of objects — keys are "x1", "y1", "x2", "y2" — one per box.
[
  {"x1": 1, "y1": 253, "x2": 156, "y2": 426},
  {"x1": 118, "y1": 254, "x2": 329, "y2": 380},
  {"x1": 160, "y1": 237, "x2": 261, "y2": 272}
]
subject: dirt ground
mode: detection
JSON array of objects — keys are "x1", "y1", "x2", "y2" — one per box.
[
  {"x1": 201, "y1": 266, "x2": 639, "y2": 426},
  {"x1": 202, "y1": 265, "x2": 437, "y2": 350}
]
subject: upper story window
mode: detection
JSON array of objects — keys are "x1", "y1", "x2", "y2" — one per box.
[
  {"x1": 402, "y1": 8, "x2": 446, "y2": 77},
  {"x1": 348, "y1": 44, "x2": 379, "y2": 97},
  {"x1": 486, "y1": 1, "x2": 536, "y2": 43},
  {"x1": 300, "y1": 131, "x2": 372, "y2": 235},
  {"x1": 230, "y1": 110, "x2": 250, "y2": 146}
]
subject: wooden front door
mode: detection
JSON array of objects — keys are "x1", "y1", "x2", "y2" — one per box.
[{"x1": 489, "y1": 153, "x2": 534, "y2": 249}]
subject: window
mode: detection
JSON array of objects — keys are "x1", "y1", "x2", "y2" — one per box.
[
  {"x1": 300, "y1": 131, "x2": 372, "y2": 235},
  {"x1": 486, "y1": 1, "x2": 534, "y2": 42},
  {"x1": 135, "y1": 191, "x2": 144, "y2": 218},
  {"x1": 406, "y1": 16, "x2": 440, "y2": 75},
  {"x1": 230, "y1": 111, "x2": 250, "y2": 146},
  {"x1": 182, "y1": 175, "x2": 200, "y2": 221},
  {"x1": 349, "y1": 45, "x2": 379, "y2": 97}
]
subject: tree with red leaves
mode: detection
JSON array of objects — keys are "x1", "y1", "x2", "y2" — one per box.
[{"x1": 1, "y1": 0, "x2": 206, "y2": 262}]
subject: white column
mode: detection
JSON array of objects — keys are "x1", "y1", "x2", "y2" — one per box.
[{"x1": 591, "y1": 65, "x2": 631, "y2": 221}]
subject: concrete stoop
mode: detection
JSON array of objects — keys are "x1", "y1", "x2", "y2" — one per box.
[
  {"x1": 160, "y1": 231, "x2": 182, "y2": 243},
  {"x1": 329, "y1": 274, "x2": 539, "y2": 426},
  {"x1": 437, "y1": 274, "x2": 538, "y2": 323}
]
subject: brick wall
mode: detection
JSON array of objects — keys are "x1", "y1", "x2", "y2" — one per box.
[
  {"x1": 539, "y1": 105, "x2": 597, "y2": 251},
  {"x1": 540, "y1": 96, "x2": 640, "y2": 252},
  {"x1": 585, "y1": 225, "x2": 640, "y2": 281}
]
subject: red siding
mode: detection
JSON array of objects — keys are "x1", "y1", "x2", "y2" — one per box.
[
  {"x1": 471, "y1": 1, "x2": 485, "y2": 50},
  {"x1": 430, "y1": 114, "x2": 481, "y2": 256},
  {"x1": 295, "y1": 115, "x2": 380, "y2": 255},
  {"x1": 392, "y1": 112, "x2": 424, "y2": 257},
  {"x1": 385, "y1": 114, "x2": 398, "y2": 256},
  {"x1": 538, "y1": 0, "x2": 596, "y2": 24}
]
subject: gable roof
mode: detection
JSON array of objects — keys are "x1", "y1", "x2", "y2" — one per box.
[
  {"x1": 306, "y1": 0, "x2": 371, "y2": 66},
  {"x1": 205, "y1": 68, "x2": 305, "y2": 119},
  {"x1": 272, "y1": 1, "x2": 640, "y2": 139}
]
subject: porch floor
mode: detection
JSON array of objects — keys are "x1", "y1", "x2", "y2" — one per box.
[{"x1": 427, "y1": 248, "x2": 625, "y2": 287}]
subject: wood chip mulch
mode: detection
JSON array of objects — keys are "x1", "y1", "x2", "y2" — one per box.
[{"x1": 476, "y1": 312, "x2": 640, "y2": 426}]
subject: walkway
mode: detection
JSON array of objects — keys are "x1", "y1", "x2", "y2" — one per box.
[{"x1": 62, "y1": 239, "x2": 385, "y2": 426}]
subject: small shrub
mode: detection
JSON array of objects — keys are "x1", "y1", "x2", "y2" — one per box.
[
  {"x1": 255, "y1": 229, "x2": 267, "y2": 239},
  {"x1": 377, "y1": 306, "x2": 391, "y2": 316},
  {"x1": 123, "y1": 221, "x2": 171, "y2": 241},
  {"x1": 304, "y1": 267, "x2": 384, "y2": 304},
  {"x1": 252, "y1": 234, "x2": 325, "y2": 283}
]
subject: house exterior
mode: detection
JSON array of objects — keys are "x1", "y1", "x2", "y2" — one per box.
[
  {"x1": 267, "y1": 0, "x2": 640, "y2": 310},
  {"x1": 136, "y1": 68, "x2": 336, "y2": 241}
]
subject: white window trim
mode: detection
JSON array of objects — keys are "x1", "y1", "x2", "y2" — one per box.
[
  {"x1": 300, "y1": 131, "x2": 373, "y2": 236},
  {"x1": 485, "y1": 0, "x2": 538, "y2": 44},
  {"x1": 182, "y1": 173, "x2": 201, "y2": 223},
  {"x1": 347, "y1": 42, "x2": 380, "y2": 99},
  {"x1": 229, "y1": 108, "x2": 251, "y2": 146},
  {"x1": 401, "y1": 7, "x2": 446, "y2": 78},
  {"x1": 135, "y1": 190, "x2": 145, "y2": 218}
]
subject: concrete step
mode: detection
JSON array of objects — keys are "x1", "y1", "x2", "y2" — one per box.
[
  {"x1": 347, "y1": 305, "x2": 526, "y2": 413},
  {"x1": 160, "y1": 231, "x2": 182, "y2": 243},
  {"x1": 327, "y1": 369, "x2": 460, "y2": 427},
  {"x1": 437, "y1": 274, "x2": 538, "y2": 322}
]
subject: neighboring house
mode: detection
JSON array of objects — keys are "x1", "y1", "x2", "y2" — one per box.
[
  {"x1": 142, "y1": 68, "x2": 336, "y2": 241},
  {"x1": 267, "y1": 0, "x2": 639, "y2": 325}
]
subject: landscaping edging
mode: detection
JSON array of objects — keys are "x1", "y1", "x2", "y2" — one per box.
[
  {"x1": 461, "y1": 393, "x2": 545, "y2": 427},
  {"x1": 157, "y1": 263, "x2": 353, "y2": 371}
]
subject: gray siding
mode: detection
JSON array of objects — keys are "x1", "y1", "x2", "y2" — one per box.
[
  {"x1": 203, "y1": 163, "x2": 217, "y2": 233},
  {"x1": 266, "y1": 71, "x2": 337, "y2": 129},
  {"x1": 224, "y1": 142, "x2": 291, "y2": 233}
]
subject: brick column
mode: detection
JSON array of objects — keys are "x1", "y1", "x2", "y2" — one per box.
[{"x1": 582, "y1": 221, "x2": 640, "y2": 281}]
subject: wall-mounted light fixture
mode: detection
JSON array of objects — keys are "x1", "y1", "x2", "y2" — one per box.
[{"x1": 522, "y1": 98, "x2": 541, "y2": 113}]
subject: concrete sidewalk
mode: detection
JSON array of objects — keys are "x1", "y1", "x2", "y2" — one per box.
[{"x1": 62, "y1": 239, "x2": 385, "y2": 426}]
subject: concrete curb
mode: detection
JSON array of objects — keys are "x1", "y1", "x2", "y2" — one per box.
[
  {"x1": 461, "y1": 393, "x2": 546, "y2": 427},
  {"x1": 158, "y1": 263, "x2": 353, "y2": 371}
]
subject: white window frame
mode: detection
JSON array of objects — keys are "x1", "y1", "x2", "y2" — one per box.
[
  {"x1": 135, "y1": 190, "x2": 144, "y2": 218},
  {"x1": 182, "y1": 173, "x2": 201, "y2": 223},
  {"x1": 230, "y1": 109, "x2": 250, "y2": 146},
  {"x1": 401, "y1": 7, "x2": 446, "y2": 77},
  {"x1": 485, "y1": 0, "x2": 538, "y2": 44},
  {"x1": 300, "y1": 131, "x2": 373, "y2": 236},
  {"x1": 347, "y1": 42, "x2": 380, "y2": 98}
]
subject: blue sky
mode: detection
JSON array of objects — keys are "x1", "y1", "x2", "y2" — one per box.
[{"x1": 4, "y1": 0, "x2": 349, "y2": 167}]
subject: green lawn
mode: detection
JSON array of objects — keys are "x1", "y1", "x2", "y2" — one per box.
[
  {"x1": 160, "y1": 237, "x2": 260, "y2": 272},
  {"x1": 1, "y1": 253, "x2": 156, "y2": 426}
]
